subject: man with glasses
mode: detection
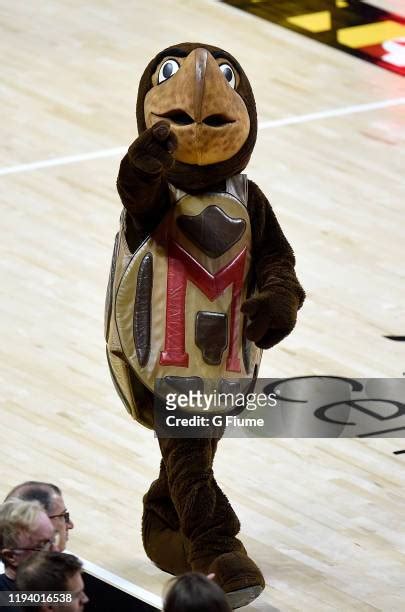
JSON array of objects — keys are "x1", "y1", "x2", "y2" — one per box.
[
  {"x1": 5, "y1": 482, "x2": 74, "y2": 552},
  {"x1": 0, "y1": 499, "x2": 56, "y2": 594}
]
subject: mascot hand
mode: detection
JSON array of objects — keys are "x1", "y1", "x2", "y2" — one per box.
[
  {"x1": 241, "y1": 288, "x2": 299, "y2": 349},
  {"x1": 128, "y1": 120, "x2": 177, "y2": 176}
]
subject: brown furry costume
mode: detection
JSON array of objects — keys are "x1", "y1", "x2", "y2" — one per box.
[{"x1": 105, "y1": 43, "x2": 304, "y2": 608}]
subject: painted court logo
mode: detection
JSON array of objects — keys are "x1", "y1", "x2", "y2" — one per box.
[
  {"x1": 154, "y1": 377, "x2": 405, "y2": 438},
  {"x1": 221, "y1": 0, "x2": 405, "y2": 76}
]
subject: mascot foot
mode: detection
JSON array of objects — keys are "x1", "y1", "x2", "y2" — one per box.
[
  {"x1": 142, "y1": 459, "x2": 191, "y2": 575},
  {"x1": 142, "y1": 509, "x2": 191, "y2": 575},
  {"x1": 207, "y1": 551, "x2": 265, "y2": 609},
  {"x1": 226, "y1": 586, "x2": 264, "y2": 610}
]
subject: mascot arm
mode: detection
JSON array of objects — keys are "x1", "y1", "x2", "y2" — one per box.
[
  {"x1": 116, "y1": 121, "x2": 177, "y2": 238},
  {"x1": 242, "y1": 180, "x2": 305, "y2": 349}
]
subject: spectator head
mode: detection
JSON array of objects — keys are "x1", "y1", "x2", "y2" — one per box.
[
  {"x1": 5, "y1": 482, "x2": 74, "y2": 551},
  {"x1": 0, "y1": 500, "x2": 56, "y2": 579},
  {"x1": 16, "y1": 551, "x2": 89, "y2": 612},
  {"x1": 163, "y1": 572, "x2": 232, "y2": 612}
]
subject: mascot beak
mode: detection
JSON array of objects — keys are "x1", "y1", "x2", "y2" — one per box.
[
  {"x1": 144, "y1": 48, "x2": 250, "y2": 166},
  {"x1": 192, "y1": 47, "x2": 233, "y2": 126},
  {"x1": 194, "y1": 47, "x2": 209, "y2": 124}
]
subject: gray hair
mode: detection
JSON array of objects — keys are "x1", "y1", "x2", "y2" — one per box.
[{"x1": 0, "y1": 499, "x2": 44, "y2": 556}]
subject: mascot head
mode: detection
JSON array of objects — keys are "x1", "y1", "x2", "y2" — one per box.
[{"x1": 136, "y1": 42, "x2": 257, "y2": 191}]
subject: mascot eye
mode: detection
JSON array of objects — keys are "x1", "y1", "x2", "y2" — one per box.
[
  {"x1": 158, "y1": 59, "x2": 180, "y2": 83},
  {"x1": 220, "y1": 63, "x2": 236, "y2": 89}
]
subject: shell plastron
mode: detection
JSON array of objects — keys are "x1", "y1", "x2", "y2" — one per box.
[{"x1": 105, "y1": 174, "x2": 262, "y2": 420}]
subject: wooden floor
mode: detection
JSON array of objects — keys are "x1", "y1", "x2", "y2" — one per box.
[{"x1": 1, "y1": 1, "x2": 405, "y2": 610}]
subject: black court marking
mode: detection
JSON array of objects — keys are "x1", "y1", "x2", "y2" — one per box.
[
  {"x1": 393, "y1": 450, "x2": 405, "y2": 454},
  {"x1": 385, "y1": 335, "x2": 405, "y2": 341},
  {"x1": 220, "y1": 0, "x2": 405, "y2": 76}
]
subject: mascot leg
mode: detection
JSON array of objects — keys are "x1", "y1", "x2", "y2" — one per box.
[
  {"x1": 159, "y1": 436, "x2": 265, "y2": 608},
  {"x1": 142, "y1": 459, "x2": 191, "y2": 575}
]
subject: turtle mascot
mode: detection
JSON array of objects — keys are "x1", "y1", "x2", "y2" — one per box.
[{"x1": 105, "y1": 42, "x2": 305, "y2": 608}]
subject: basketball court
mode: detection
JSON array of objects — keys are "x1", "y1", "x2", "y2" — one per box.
[{"x1": 1, "y1": 1, "x2": 404, "y2": 609}]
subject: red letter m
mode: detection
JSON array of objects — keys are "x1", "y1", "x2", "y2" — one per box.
[{"x1": 160, "y1": 241, "x2": 246, "y2": 372}]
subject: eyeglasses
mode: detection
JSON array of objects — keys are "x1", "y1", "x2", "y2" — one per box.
[
  {"x1": 48, "y1": 510, "x2": 70, "y2": 524},
  {"x1": 11, "y1": 538, "x2": 55, "y2": 553}
]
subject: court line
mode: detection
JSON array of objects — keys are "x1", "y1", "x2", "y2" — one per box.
[
  {"x1": 258, "y1": 96, "x2": 405, "y2": 128},
  {"x1": 0, "y1": 97, "x2": 404, "y2": 177},
  {"x1": 0, "y1": 147, "x2": 126, "y2": 177}
]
